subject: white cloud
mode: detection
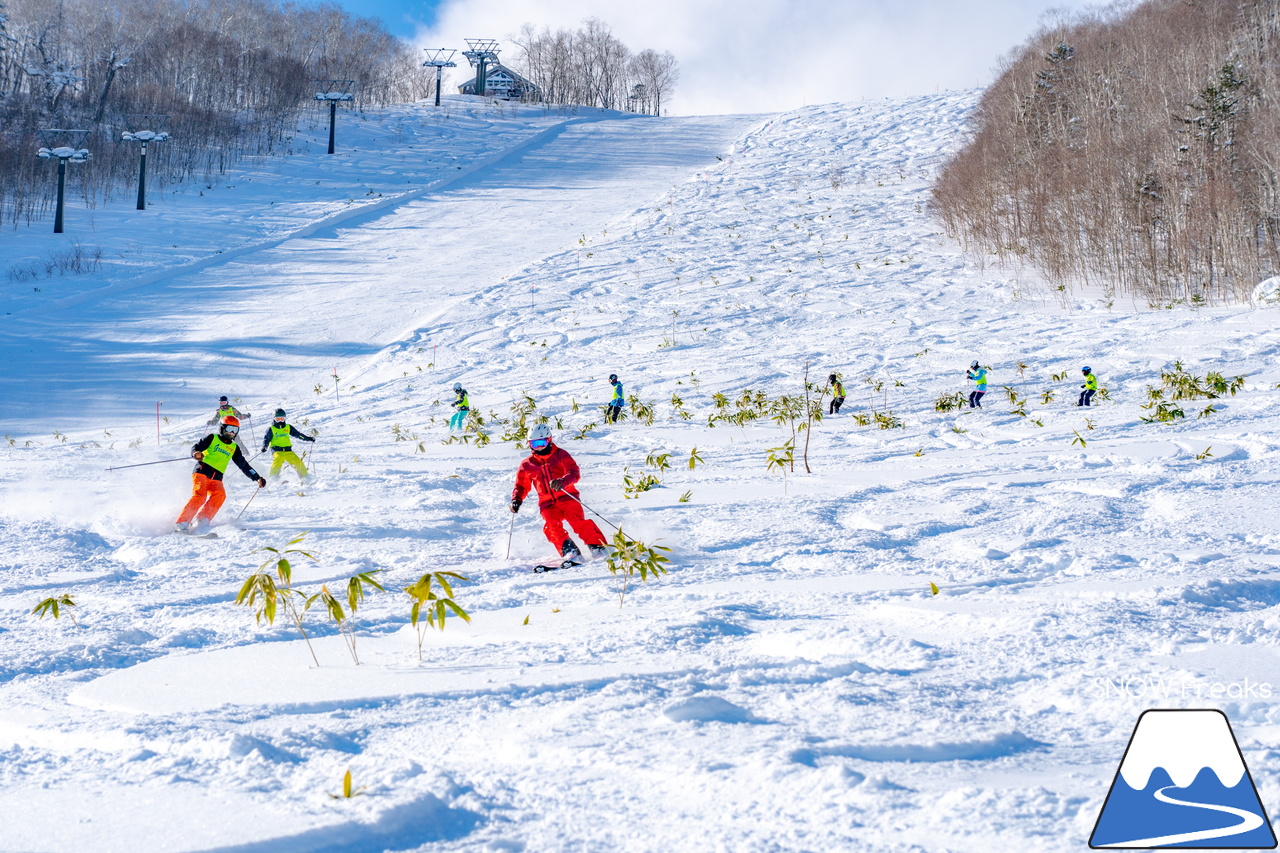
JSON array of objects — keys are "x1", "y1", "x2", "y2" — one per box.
[{"x1": 413, "y1": 0, "x2": 1099, "y2": 115}]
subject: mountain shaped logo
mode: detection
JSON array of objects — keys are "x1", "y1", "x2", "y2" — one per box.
[{"x1": 1090, "y1": 709, "x2": 1277, "y2": 849}]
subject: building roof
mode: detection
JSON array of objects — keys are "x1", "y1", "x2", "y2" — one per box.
[{"x1": 457, "y1": 64, "x2": 538, "y2": 97}]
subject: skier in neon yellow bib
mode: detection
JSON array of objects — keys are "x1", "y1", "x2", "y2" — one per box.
[{"x1": 261, "y1": 408, "x2": 316, "y2": 482}]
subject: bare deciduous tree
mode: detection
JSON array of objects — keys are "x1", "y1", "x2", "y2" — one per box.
[
  {"x1": 628, "y1": 49, "x2": 678, "y2": 116},
  {"x1": 0, "y1": 0, "x2": 432, "y2": 230},
  {"x1": 510, "y1": 18, "x2": 678, "y2": 115},
  {"x1": 933, "y1": 0, "x2": 1280, "y2": 304}
]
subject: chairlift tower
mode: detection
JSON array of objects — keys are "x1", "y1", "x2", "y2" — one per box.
[
  {"x1": 37, "y1": 129, "x2": 91, "y2": 234},
  {"x1": 121, "y1": 115, "x2": 170, "y2": 210},
  {"x1": 314, "y1": 80, "x2": 355, "y2": 154},
  {"x1": 462, "y1": 40, "x2": 500, "y2": 97},
  {"x1": 422, "y1": 49, "x2": 457, "y2": 107}
]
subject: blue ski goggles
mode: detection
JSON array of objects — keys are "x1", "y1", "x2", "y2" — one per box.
[
  {"x1": 528, "y1": 437, "x2": 550, "y2": 450},
  {"x1": 222, "y1": 425, "x2": 240, "y2": 437}
]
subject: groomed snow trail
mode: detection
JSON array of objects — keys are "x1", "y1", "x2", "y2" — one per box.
[
  {"x1": 2, "y1": 106, "x2": 756, "y2": 430},
  {"x1": 3, "y1": 93, "x2": 1280, "y2": 852}
]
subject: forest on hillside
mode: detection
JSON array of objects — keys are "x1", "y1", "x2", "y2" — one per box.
[
  {"x1": 0, "y1": 0, "x2": 432, "y2": 229},
  {"x1": 933, "y1": 0, "x2": 1280, "y2": 304}
]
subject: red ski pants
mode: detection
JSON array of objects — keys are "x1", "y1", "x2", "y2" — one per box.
[
  {"x1": 176, "y1": 473, "x2": 226, "y2": 525},
  {"x1": 540, "y1": 498, "x2": 607, "y2": 550}
]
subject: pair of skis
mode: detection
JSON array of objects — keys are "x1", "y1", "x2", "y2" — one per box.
[{"x1": 532, "y1": 556, "x2": 583, "y2": 574}]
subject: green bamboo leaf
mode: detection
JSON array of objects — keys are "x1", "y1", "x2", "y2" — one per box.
[
  {"x1": 234, "y1": 575, "x2": 259, "y2": 606},
  {"x1": 442, "y1": 599, "x2": 471, "y2": 623}
]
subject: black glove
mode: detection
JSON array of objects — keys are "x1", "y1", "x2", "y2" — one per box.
[
  {"x1": 510, "y1": 498, "x2": 521, "y2": 513},
  {"x1": 550, "y1": 478, "x2": 564, "y2": 491},
  {"x1": 257, "y1": 477, "x2": 267, "y2": 488}
]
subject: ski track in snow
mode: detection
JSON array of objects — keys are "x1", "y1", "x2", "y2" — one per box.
[{"x1": 3, "y1": 93, "x2": 1280, "y2": 851}]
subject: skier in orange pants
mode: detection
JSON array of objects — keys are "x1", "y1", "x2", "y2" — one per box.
[{"x1": 175, "y1": 416, "x2": 265, "y2": 533}]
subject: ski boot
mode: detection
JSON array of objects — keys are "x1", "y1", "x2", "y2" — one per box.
[{"x1": 560, "y1": 540, "x2": 583, "y2": 568}]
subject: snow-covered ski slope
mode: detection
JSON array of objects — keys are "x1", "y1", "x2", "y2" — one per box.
[{"x1": 4, "y1": 92, "x2": 1280, "y2": 852}]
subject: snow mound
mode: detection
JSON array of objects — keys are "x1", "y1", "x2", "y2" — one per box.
[
  {"x1": 662, "y1": 695, "x2": 761, "y2": 724},
  {"x1": 1253, "y1": 276, "x2": 1280, "y2": 305}
]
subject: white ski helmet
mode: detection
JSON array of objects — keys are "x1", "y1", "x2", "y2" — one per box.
[{"x1": 530, "y1": 423, "x2": 553, "y2": 443}]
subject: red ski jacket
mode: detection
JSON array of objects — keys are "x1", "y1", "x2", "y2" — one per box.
[{"x1": 512, "y1": 445, "x2": 582, "y2": 510}]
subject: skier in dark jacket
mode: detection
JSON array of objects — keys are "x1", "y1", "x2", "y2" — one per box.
[
  {"x1": 208, "y1": 395, "x2": 251, "y2": 451},
  {"x1": 261, "y1": 408, "x2": 316, "y2": 482},
  {"x1": 175, "y1": 416, "x2": 265, "y2": 532},
  {"x1": 828, "y1": 373, "x2": 845, "y2": 415},
  {"x1": 1078, "y1": 367, "x2": 1098, "y2": 406},
  {"x1": 510, "y1": 423, "x2": 608, "y2": 562}
]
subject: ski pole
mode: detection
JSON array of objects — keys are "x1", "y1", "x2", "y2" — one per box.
[
  {"x1": 105, "y1": 457, "x2": 189, "y2": 471},
  {"x1": 505, "y1": 511, "x2": 515, "y2": 560},
  {"x1": 236, "y1": 485, "x2": 262, "y2": 520},
  {"x1": 557, "y1": 490, "x2": 620, "y2": 532}
]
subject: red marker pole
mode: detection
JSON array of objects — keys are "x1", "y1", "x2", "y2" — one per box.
[{"x1": 156, "y1": 402, "x2": 161, "y2": 446}]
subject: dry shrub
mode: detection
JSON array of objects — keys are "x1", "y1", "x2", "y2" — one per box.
[{"x1": 933, "y1": 0, "x2": 1280, "y2": 304}]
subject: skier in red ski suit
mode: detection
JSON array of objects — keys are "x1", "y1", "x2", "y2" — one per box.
[{"x1": 510, "y1": 424, "x2": 608, "y2": 560}]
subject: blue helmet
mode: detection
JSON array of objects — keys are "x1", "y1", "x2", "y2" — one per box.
[{"x1": 1082, "y1": 366, "x2": 1092, "y2": 373}]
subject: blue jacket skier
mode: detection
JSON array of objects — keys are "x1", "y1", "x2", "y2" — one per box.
[
  {"x1": 967, "y1": 361, "x2": 987, "y2": 408},
  {"x1": 606, "y1": 374, "x2": 624, "y2": 423}
]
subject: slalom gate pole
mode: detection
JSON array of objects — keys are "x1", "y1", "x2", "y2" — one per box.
[
  {"x1": 505, "y1": 511, "x2": 515, "y2": 560},
  {"x1": 558, "y1": 490, "x2": 620, "y2": 533},
  {"x1": 105, "y1": 457, "x2": 189, "y2": 472},
  {"x1": 236, "y1": 486, "x2": 261, "y2": 520}
]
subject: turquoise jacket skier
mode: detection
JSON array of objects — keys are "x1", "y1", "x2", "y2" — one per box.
[
  {"x1": 449, "y1": 383, "x2": 471, "y2": 430},
  {"x1": 967, "y1": 362, "x2": 987, "y2": 409}
]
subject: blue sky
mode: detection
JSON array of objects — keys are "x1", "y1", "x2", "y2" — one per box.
[
  {"x1": 326, "y1": 0, "x2": 1101, "y2": 115},
  {"x1": 334, "y1": 0, "x2": 442, "y2": 37}
]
